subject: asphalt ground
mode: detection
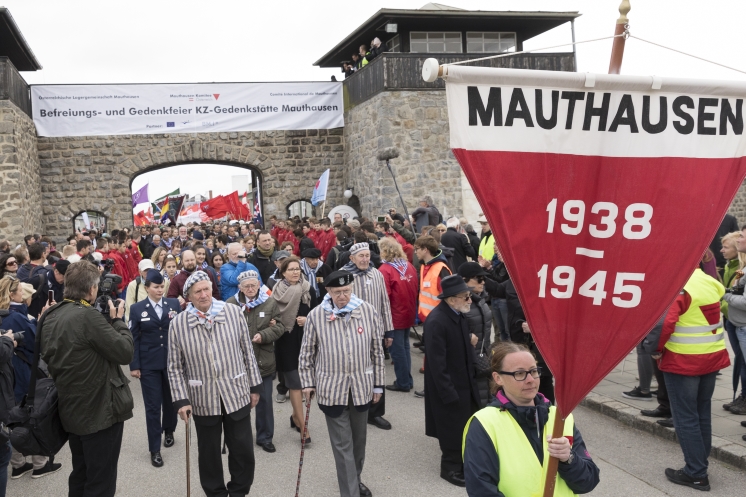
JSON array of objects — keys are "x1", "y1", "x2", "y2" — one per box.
[{"x1": 8, "y1": 336, "x2": 746, "y2": 496}]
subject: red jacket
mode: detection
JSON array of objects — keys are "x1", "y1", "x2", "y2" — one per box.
[
  {"x1": 106, "y1": 249, "x2": 130, "y2": 292},
  {"x1": 124, "y1": 241, "x2": 141, "y2": 283},
  {"x1": 316, "y1": 229, "x2": 336, "y2": 260},
  {"x1": 379, "y1": 260, "x2": 419, "y2": 330},
  {"x1": 387, "y1": 232, "x2": 414, "y2": 263},
  {"x1": 657, "y1": 292, "x2": 731, "y2": 376}
]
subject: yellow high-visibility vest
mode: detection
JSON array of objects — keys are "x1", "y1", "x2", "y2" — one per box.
[
  {"x1": 463, "y1": 405, "x2": 576, "y2": 497},
  {"x1": 665, "y1": 269, "x2": 726, "y2": 356},
  {"x1": 479, "y1": 234, "x2": 494, "y2": 261}
]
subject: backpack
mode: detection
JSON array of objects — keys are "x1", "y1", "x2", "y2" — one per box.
[{"x1": 9, "y1": 301, "x2": 69, "y2": 457}]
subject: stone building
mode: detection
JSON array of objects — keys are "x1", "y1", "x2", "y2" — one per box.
[{"x1": 14, "y1": 5, "x2": 743, "y2": 243}]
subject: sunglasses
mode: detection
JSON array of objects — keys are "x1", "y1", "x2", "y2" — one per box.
[{"x1": 6, "y1": 261, "x2": 17, "y2": 266}]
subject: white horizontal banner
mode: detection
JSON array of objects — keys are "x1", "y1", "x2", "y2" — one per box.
[
  {"x1": 444, "y1": 66, "x2": 746, "y2": 158},
  {"x1": 31, "y1": 82, "x2": 344, "y2": 137}
]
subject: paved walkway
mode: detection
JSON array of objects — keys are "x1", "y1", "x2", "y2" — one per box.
[{"x1": 585, "y1": 336, "x2": 746, "y2": 468}]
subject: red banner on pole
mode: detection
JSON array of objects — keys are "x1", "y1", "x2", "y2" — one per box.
[{"x1": 444, "y1": 66, "x2": 746, "y2": 415}]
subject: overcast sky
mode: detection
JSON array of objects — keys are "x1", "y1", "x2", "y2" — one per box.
[{"x1": 8, "y1": 0, "x2": 746, "y2": 207}]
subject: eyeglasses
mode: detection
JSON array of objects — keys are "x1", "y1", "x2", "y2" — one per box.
[
  {"x1": 329, "y1": 289, "x2": 352, "y2": 297},
  {"x1": 475, "y1": 276, "x2": 485, "y2": 284},
  {"x1": 455, "y1": 294, "x2": 472, "y2": 301},
  {"x1": 6, "y1": 261, "x2": 17, "y2": 266},
  {"x1": 498, "y1": 367, "x2": 542, "y2": 381},
  {"x1": 286, "y1": 268, "x2": 301, "y2": 272}
]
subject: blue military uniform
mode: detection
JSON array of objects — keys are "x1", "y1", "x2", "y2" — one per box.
[{"x1": 129, "y1": 295, "x2": 181, "y2": 454}]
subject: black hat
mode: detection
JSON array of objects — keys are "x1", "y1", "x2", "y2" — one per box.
[
  {"x1": 458, "y1": 262, "x2": 487, "y2": 280},
  {"x1": 324, "y1": 270, "x2": 355, "y2": 288},
  {"x1": 145, "y1": 268, "x2": 164, "y2": 285},
  {"x1": 301, "y1": 248, "x2": 322, "y2": 259},
  {"x1": 437, "y1": 274, "x2": 471, "y2": 299},
  {"x1": 54, "y1": 259, "x2": 70, "y2": 275}
]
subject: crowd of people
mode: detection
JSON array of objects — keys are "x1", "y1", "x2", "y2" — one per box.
[
  {"x1": 0, "y1": 195, "x2": 743, "y2": 496},
  {"x1": 342, "y1": 37, "x2": 388, "y2": 79}
]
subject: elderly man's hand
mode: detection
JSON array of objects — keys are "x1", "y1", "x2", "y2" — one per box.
[
  {"x1": 250, "y1": 393, "x2": 260, "y2": 409},
  {"x1": 178, "y1": 405, "x2": 192, "y2": 422}
]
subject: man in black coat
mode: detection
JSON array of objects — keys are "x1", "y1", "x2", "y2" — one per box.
[
  {"x1": 440, "y1": 218, "x2": 475, "y2": 271},
  {"x1": 424, "y1": 275, "x2": 480, "y2": 488}
]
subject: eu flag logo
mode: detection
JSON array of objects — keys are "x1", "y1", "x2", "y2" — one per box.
[{"x1": 167, "y1": 122, "x2": 175, "y2": 127}]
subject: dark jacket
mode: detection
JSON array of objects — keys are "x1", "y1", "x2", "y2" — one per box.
[
  {"x1": 710, "y1": 213, "x2": 740, "y2": 271},
  {"x1": 412, "y1": 205, "x2": 440, "y2": 233},
  {"x1": 424, "y1": 300, "x2": 481, "y2": 451},
  {"x1": 225, "y1": 295, "x2": 285, "y2": 377},
  {"x1": 391, "y1": 221, "x2": 415, "y2": 245},
  {"x1": 365, "y1": 43, "x2": 388, "y2": 62},
  {"x1": 167, "y1": 267, "x2": 221, "y2": 305},
  {"x1": 248, "y1": 251, "x2": 275, "y2": 284},
  {"x1": 5, "y1": 304, "x2": 37, "y2": 403},
  {"x1": 129, "y1": 297, "x2": 181, "y2": 371},
  {"x1": 334, "y1": 239, "x2": 382, "y2": 270},
  {"x1": 467, "y1": 229, "x2": 481, "y2": 256},
  {"x1": 40, "y1": 301, "x2": 134, "y2": 436},
  {"x1": 464, "y1": 293, "x2": 493, "y2": 404},
  {"x1": 463, "y1": 392, "x2": 600, "y2": 496},
  {"x1": 0, "y1": 335, "x2": 15, "y2": 424},
  {"x1": 441, "y1": 227, "x2": 476, "y2": 271}
]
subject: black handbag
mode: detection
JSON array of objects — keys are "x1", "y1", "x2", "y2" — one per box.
[
  {"x1": 474, "y1": 334, "x2": 492, "y2": 379},
  {"x1": 9, "y1": 302, "x2": 69, "y2": 457}
]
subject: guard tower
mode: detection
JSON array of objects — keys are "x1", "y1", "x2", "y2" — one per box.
[{"x1": 319, "y1": 3, "x2": 580, "y2": 221}]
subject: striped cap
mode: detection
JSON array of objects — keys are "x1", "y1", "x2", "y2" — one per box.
[
  {"x1": 183, "y1": 270, "x2": 211, "y2": 295},
  {"x1": 237, "y1": 270, "x2": 260, "y2": 283},
  {"x1": 349, "y1": 242, "x2": 369, "y2": 255}
]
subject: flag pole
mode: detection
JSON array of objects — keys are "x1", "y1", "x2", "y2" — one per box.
[
  {"x1": 321, "y1": 200, "x2": 327, "y2": 219},
  {"x1": 608, "y1": 0, "x2": 630, "y2": 74},
  {"x1": 541, "y1": 409, "x2": 567, "y2": 497}
]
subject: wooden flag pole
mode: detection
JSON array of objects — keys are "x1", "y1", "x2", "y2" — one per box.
[
  {"x1": 541, "y1": 409, "x2": 566, "y2": 497},
  {"x1": 608, "y1": 0, "x2": 631, "y2": 74},
  {"x1": 321, "y1": 200, "x2": 327, "y2": 219}
]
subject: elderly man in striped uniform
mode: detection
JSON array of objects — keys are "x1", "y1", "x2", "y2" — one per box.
[
  {"x1": 167, "y1": 271, "x2": 263, "y2": 497},
  {"x1": 300, "y1": 270, "x2": 385, "y2": 497},
  {"x1": 343, "y1": 242, "x2": 394, "y2": 431}
]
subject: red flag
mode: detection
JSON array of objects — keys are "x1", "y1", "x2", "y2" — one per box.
[
  {"x1": 226, "y1": 191, "x2": 250, "y2": 220},
  {"x1": 200, "y1": 195, "x2": 230, "y2": 218},
  {"x1": 444, "y1": 66, "x2": 746, "y2": 416}
]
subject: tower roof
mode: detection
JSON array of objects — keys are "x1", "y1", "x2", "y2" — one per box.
[{"x1": 0, "y1": 8, "x2": 41, "y2": 70}]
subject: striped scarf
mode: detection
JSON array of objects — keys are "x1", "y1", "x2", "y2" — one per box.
[
  {"x1": 234, "y1": 285, "x2": 271, "y2": 310},
  {"x1": 200, "y1": 261, "x2": 209, "y2": 270},
  {"x1": 187, "y1": 298, "x2": 225, "y2": 325},
  {"x1": 382, "y1": 258, "x2": 408, "y2": 278},
  {"x1": 342, "y1": 261, "x2": 373, "y2": 276},
  {"x1": 300, "y1": 258, "x2": 321, "y2": 298},
  {"x1": 321, "y1": 292, "x2": 364, "y2": 318}
]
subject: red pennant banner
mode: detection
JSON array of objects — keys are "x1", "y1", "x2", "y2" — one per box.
[{"x1": 444, "y1": 67, "x2": 746, "y2": 415}]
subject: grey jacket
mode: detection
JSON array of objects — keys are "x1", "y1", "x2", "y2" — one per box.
[{"x1": 722, "y1": 273, "x2": 746, "y2": 326}]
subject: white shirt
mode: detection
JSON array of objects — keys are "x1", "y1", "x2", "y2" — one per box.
[{"x1": 148, "y1": 298, "x2": 163, "y2": 319}]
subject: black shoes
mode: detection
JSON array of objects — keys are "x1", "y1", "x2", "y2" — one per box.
[
  {"x1": 385, "y1": 383, "x2": 411, "y2": 392},
  {"x1": 31, "y1": 460, "x2": 62, "y2": 479},
  {"x1": 665, "y1": 468, "x2": 710, "y2": 491},
  {"x1": 657, "y1": 418, "x2": 674, "y2": 428},
  {"x1": 151, "y1": 452, "x2": 164, "y2": 468},
  {"x1": 640, "y1": 407, "x2": 671, "y2": 418},
  {"x1": 622, "y1": 386, "x2": 652, "y2": 401},
  {"x1": 258, "y1": 442, "x2": 276, "y2": 453},
  {"x1": 414, "y1": 390, "x2": 425, "y2": 398},
  {"x1": 741, "y1": 420, "x2": 746, "y2": 427},
  {"x1": 291, "y1": 415, "x2": 301, "y2": 433},
  {"x1": 359, "y1": 482, "x2": 372, "y2": 496},
  {"x1": 164, "y1": 432, "x2": 175, "y2": 448},
  {"x1": 367, "y1": 416, "x2": 392, "y2": 430},
  {"x1": 11, "y1": 462, "x2": 34, "y2": 479},
  {"x1": 413, "y1": 341, "x2": 422, "y2": 348},
  {"x1": 440, "y1": 469, "x2": 466, "y2": 487}
]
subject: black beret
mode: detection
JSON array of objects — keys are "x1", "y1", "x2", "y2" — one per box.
[
  {"x1": 145, "y1": 268, "x2": 164, "y2": 285},
  {"x1": 55, "y1": 259, "x2": 71, "y2": 275},
  {"x1": 324, "y1": 270, "x2": 355, "y2": 288},
  {"x1": 457, "y1": 261, "x2": 487, "y2": 280},
  {"x1": 301, "y1": 248, "x2": 322, "y2": 259}
]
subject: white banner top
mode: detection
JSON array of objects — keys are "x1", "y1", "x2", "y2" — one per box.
[
  {"x1": 31, "y1": 82, "x2": 344, "y2": 137},
  {"x1": 442, "y1": 65, "x2": 746, "y2": 159}
]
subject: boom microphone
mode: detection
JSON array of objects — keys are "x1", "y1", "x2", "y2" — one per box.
[{"x1": 377, "y1": 147, "x2": 400, "y2": 161}]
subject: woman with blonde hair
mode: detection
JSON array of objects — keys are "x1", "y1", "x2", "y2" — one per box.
[
  {"x1": 151, "y1": 247, "x2": 167, "y2": 270},
  {"x1": 721, "y1": 231, "x2": 746, "y2": 412},
  {"x1": 0, "y1": 277, "x2": 62, "y2": 478}
]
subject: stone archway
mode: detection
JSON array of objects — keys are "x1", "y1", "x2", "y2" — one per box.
[{"x1": 38, "y1": 129, "x2": 345, "y2": 240}]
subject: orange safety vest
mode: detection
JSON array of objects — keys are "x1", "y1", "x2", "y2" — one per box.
[{"x1": 418, "y1": 260, "x2": 451, "y2": 322}]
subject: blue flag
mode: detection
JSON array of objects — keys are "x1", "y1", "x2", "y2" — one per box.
[{"x1": 311, "y1": 169, "x2": 330, "y2": 206}]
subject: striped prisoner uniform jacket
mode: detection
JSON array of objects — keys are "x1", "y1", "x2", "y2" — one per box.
[
  {"x1": 350, "y1": 267, "x2": 394, "y2": 332},
  {"x1": 167, "y1": 302, "x2": 262, "y2": 416},
  {"x1": 299, "y1": 300, "x2": 385, "y2": 407}
]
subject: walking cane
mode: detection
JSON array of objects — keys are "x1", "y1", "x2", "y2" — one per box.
[
  {"x1": 185, "y1": 410, "x2": 192, "y2": 497},
  {"x1": 294, "y1": 397, "x2": 312, "y2": 497}
]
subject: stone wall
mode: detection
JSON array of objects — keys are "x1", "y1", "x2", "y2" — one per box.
[
  {"x1": 37, "y1": 129, "x2": 346, "y2": 240},
  {"x1": 343, "y1": 90, "x2": 472, "y2": 222},
  {"x1": 728, "y1": 181, "x2": 746, "y2": 225},
  {"x1": 0, "y1": 101, "x2": 43, "y2": 243}
]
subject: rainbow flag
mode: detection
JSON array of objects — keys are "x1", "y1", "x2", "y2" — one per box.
[{"x1": 159, "y1": 197, "x2": 170, "y2": 224}]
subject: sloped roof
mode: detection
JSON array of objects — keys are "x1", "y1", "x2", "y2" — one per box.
[{"x1": 0, "y1": 8, "x2": 41, "y2": 70}]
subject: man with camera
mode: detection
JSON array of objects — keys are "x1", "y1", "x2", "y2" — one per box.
[
  {"x1": 39, "y1": 261, "x2": 134, "y2": 497},
  {"x1": 220, "y1": 243, "x2": 259, "y2": 301}
]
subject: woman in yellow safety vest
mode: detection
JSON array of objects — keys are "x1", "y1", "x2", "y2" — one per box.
[{"x1": 462, "y1": 342, "x2": 600, "y2": 496}]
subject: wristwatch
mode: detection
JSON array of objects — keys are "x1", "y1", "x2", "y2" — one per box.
[{"x1": 561, "y1": 451, "x2": 575, "y2": 465}]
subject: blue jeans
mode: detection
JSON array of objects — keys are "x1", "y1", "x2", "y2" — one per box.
[
  {"x1": 0, "y1": 440, "x2": 10, "y2": 497},
  {"x1": 389, "y1": 329, "x2": 413, "y2": 389},
  {"x1": 255, "y1": 373, "x2": 276, "y2": 444},
  {"x1": 726, "y1": 320, "x2": 746, "y2": 396},
  {"x1": 492, "y1": 299, "x2": 509, "y2": 342},
  {"x1": 664, "y1": 371, "x2": 717, "y2": 478}
]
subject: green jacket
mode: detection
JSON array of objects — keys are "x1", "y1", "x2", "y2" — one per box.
[
  {"x1": 226, "y1": 295, "x2": 285, "y2": 377},
  {"x1": 40, "y1": 300, "x2": 134, "y2": 436},
  {"x1": 721, "y1": 259, "x2": 741, "y2": 319}
]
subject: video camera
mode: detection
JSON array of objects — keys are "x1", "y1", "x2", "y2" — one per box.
[
  {"x1": 93, "y1": 259, "x2": 122, "y2": 315},
  {"x1": 0, "y1": 309, "x2": 24, "y2": 347},
  {"x1": 726, "y1": 282, "x2": 745, "y2": 296}
]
